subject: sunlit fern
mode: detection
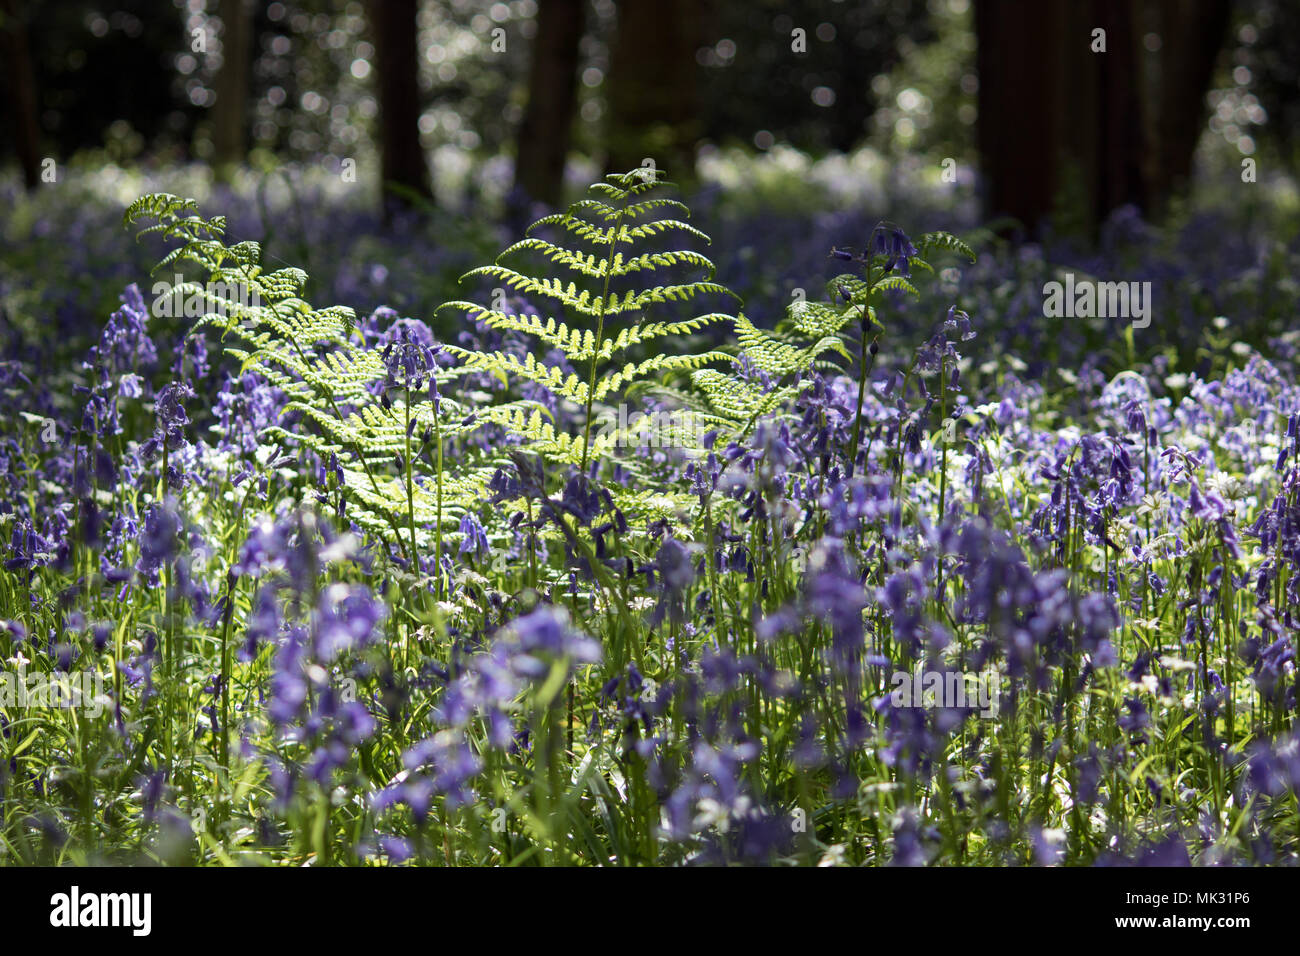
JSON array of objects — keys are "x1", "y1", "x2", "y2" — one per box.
[
  {"x1": 123, "y1": 193, "x2": 526, "y2": 560},
  {"x1": 437, "y1": 168, "x2": 741, "y2": 520},
  {"x1": 123, "y1": 188, "x2": 975, "y2": 569},
  {"x1": 124, "y1": 174, "x2": 743, "y2": 561},
  {"x1": 674, "y1": 229, "x2": 978, "y2": 440}
]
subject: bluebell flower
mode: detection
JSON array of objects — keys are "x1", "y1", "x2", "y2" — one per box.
[
  {"x1": 457, "y1": 512, "x2": 489, "y2": 560},
  {"x1": 154, "y1": 382, "x2": 196, "y2": 450},
  {"x1": 870, "y1": 224, "x2": 918, "y2": 276}
]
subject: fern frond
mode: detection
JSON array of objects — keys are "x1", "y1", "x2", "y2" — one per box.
[
  {"x1": 872, "y1": 275, "x2": 920, "y2": 297},
  {"x1": 916, "y1": 230, "x2": 977, "y2": 263},
  {"x1": 444, "y1": 168, "x2": 740, "y2": 485},
  {"x1": 444, "y1": 346, "x2": 593, "y2": 405},
  {"x1": 593, "y1": 351, "x2": 732, "y2": 401}
]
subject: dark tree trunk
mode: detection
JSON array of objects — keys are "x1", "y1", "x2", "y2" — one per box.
[
  {"x1": 1, "y1": 0, "x2": 42, "y2": 191},
  {"x1": 976, "y1": 0, "x2": 1228, "y2": 237},
  {"x1": 976, "y1": 0, "x2": 1148, "y2": 238},
  {"x1": 212, "y1": 0, "x2": 252, "y2": 180},
  {"x1": 1146, "y1": 0, "x2": 1232, "y2": 217},
  {"x1": 371, "y1": 0, "x2": 432, "y2": 216},
  {"x1": 1069, "y1": 0, "x2": 1149, "y2": 233},
  {"x1": 604, "y1": 0, "x2": 702, "y2": 185},
  {"x1": 974, "y1": 0, "x2": 1066, "y2": 237},
  {"x1": 514, "y1": 0, "x2": 584, "y2": 209}
]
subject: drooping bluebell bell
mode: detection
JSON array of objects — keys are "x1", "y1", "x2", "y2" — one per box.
[
  {"x1": 457, "y1": 512, "x2": 489, "y2": 560},
  {"x1": 153, "y1": 382, "x2": 196, "y2": 450},
  {"x1": 869, "y1": 224, "x2": 918, "y2": 277}
]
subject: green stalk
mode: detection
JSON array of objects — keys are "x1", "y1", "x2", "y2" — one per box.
[
  {"x1": 161, "y1": 440, "x2": 173, "y2": 778},
  {"x1": 847, "y1": 261, "x2": 876, "y2": 476},
  {"x1": 580, "y1": 203, "x2": 626, "y2": 474},
  {"x1": 936, "y1": 350, "x2": 949, "y2": 604},
  {"x1": 218, "y1": 569, "x2": 236, "y2": 773},
  {"x1": 404, "y1": 386, "x2": 418, "y2": 565},
  {"x1": 433, "y1": 397, "x2": 445, "y2": 601}
]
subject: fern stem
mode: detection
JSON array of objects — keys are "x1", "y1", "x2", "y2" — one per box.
[
  {"x1": 936, "y1": 350, "x2": 949, "y2": 604},
  {"x1": 847, "y1": 262, "x2": 876, "y2": 478},
  {"x1": 547, "y1": 500, "x2": 639, "y2": 668},
  {"x1": 433, "y1": 396, "x2": 445, "y2": 601},
  {"x1": 580, "y1": 205, "x2": 626, "y2": 474}
]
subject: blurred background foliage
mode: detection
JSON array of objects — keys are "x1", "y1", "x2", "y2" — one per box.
[
  {"x1": 1, "y1": 0, "x2": 1299, "y2": 365},
  {"x1": 3, "y1": 0, "x2": 1295, "y2": 213}
]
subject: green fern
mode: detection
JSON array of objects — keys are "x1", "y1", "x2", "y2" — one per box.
[
  {"x1": 682, "y1": 226, "x2": 978, "y2": 448},
  {"x1": 124, "y1": 172, "x2": 748, "y2": 565},
  {"x1": 916, "y1": 230, "x2": 977, "y2": 265},
  {"x1": 123, "y1": 194, "x2": 513, "y2": 562},
  {"x1": 123, "y1": 188, "x2": 970, "y2": 572},
  {"x1": 437, "y1": 169, "x2": 740, "y2": 502}
]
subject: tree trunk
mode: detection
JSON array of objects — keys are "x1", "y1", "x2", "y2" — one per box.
[
  {"x1": 0, "y1": 0, "x2": 42, "y2": 191},
  {"x1": 604, "y1": 0, "x2": 702, "y2": 185},
  {"x1": 514, "y1": 0, "x2": 584, "y2": 209},
  {"x1": 976, "y1": 0, "x2": 1229, "y2": 237},
  {"x1": 211, "y1": 0, "x2": 252, "y2": 180},
  {"x1": 974, "y1": 0, "x2": 1065, "y2": 237},
  {"x1": 975, "y1": 0, "x2": 1148, "y2": 238},
  {"x1": 371, "y1": 0, "x2": 432, "y2": 216},
  {"x1": 1146, "y1": 0, "x2": 1231, "y2": 217},
  {"x1": 1071, "y1": 0, "x2": 1148, "y2": 233}
]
